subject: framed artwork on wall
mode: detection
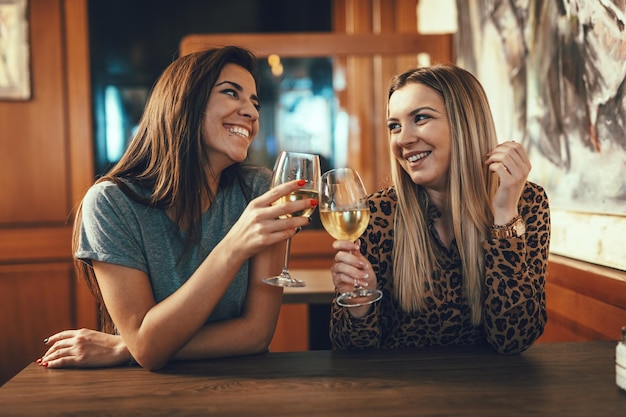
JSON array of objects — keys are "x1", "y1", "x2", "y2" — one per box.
[
  {"x1": 456, "y1": 0, "x2": 626, "y2": 271},
  {"x1": 0, "y1": 0, "x2": 30, "y2": 100}
]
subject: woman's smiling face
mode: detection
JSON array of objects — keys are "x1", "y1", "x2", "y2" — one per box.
[
  {"x1": 202, "y1": 63, "x2": 260, "y2": 173},
  {"x1": 387, "y1": 82, "x2": 452, "y2": 193}
]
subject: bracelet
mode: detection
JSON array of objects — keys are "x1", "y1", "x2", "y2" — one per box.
[
  {"x1": 492, "y1": 215, "x2": 521, "y2": 229},
  {"x1": 490, "y1": 215, "x2": 525, "y2": 239}
]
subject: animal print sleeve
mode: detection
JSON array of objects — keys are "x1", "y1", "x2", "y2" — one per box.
[
  {"x1": 482, "y1": 182, "x2": 550, "y2": 354},
  {"x1": 329, "y1": 303, "x2": 381, "y2": 349}
]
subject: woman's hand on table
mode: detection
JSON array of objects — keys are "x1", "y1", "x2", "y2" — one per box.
[{"x1": 38, "y1": 328, "x2": 131, "y2": 368}]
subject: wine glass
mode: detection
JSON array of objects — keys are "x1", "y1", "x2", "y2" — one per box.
[
  {"x1": 319, "y1": 168, "x2": 383, "y2": 307},
  {"x1": 263, "y1": 151, "x2": 321, "y2": 287}
]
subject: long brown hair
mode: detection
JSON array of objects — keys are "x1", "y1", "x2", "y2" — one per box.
[
  {"x1": 388, "y1": 65, "x2": 499, "y2": 325},
  {"x1": 73, "y1": 46, "x2": 258, "y2": 333}
]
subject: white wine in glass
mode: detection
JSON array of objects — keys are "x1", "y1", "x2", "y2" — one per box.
[
  {"x1": 319, "y1": 168, "x2": 383, "y2": 307},
  {"x1": 263, "y1": 151, "x2": 320, "y2": 288}
]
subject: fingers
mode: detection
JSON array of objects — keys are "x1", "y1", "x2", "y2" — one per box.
[
  {"x1": 43, "y1": 329, "x2": 75, "y2": 345},
  {"x1": 250, "y1": 179, "x2": 318, "y2": 223},
  {"x1": 257, "y1": 179, "x2": 315, "y2": 207},
  {"x1": 331, "y1": 239, "x2": 360, "y2": 252},
  {"x1": 38, "y1": 329, "x2": 77, "y2": 365},
  {"x1": 38, "y1": 348, "x2": 75, "y2": 368},
  {"x1": 485, "y1": 140, "x2": 530, "y2": 180},
  {"x1": 331, "y1": 246, "x2": 372, "y2": 292},
  {"x1": 39, "y1": 330, "x2": 78, "y2": 367},
  {"x1": 39, "y1": 342, "x2": 74, "y2": 368},
  {"x1": 224, "y1": 180, "x2": 318, "y2": 261},
  {"x1": 37, "y1": 330, "x2": 130, "y2": 369}
]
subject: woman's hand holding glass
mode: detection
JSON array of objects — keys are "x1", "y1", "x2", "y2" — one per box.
[
  {"x1": 263, "y1": 151, "x2": 321, "y2": 287},
  {"x1": 330, "y1": 241, "x2": 381, "y2": 316},
  {"x1": 320, "y1": 168, "x2": 382, "y2": 308},
  {"x1": 224, "y1": 179, "x2": 316, "y2": 264}
]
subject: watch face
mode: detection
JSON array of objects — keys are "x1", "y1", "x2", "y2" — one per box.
[{"x1": 514, "y1": 218, "x2": 526, "y2": 236}]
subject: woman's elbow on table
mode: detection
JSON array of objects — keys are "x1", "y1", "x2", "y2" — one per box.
[{"x1": 129, "y1": 345, "x2": 173, "y2": 371}]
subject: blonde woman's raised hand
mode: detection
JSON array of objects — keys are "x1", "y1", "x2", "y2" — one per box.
[{"x1": 485, "y1": 140, "x2": 531, "y2": 223}]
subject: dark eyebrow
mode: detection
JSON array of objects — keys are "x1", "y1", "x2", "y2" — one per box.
[
  {"x1": 409, "y1": 106, "x2": 438, "y2": 116},
  {"x1": 387, "y1": 106, "x2": 440, "y2": 123},
  {"x1": 388, "y1": 106, "x2": 441, "y2": 120},
  {"x1": 215, "y1": 80, "x2": 259, "y2": 103}
]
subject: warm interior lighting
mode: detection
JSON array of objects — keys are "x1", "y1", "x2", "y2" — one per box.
[
  {"x1": 268, "y1": 54, "x2": 284, "y2": 77},
  {"x1": 417, "y1": 52, "x2": 431, "y2": 67},
  {"x1": 268, "y1": 54, "x2": 280, "y2": 67},
  {"x1": 416, "y1": 0, "x2": 458, "y2": 34},
  {"x1": 271, "y1": 62, "x2": 284, "y2": 77}
]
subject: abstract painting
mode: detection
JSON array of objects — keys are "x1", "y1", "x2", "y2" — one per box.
[
  {"x1": 456, "y1": 0, "x2": 626, "y2": 270},
  {"x1": 0, "y1": 0, "x2": 30, "y2": 100}
]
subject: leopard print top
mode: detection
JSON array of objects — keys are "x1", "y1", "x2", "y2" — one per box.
[{"x1": 330, "y1": 181, "x2": 550, "y2": 354}]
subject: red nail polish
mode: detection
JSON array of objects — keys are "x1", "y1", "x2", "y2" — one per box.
[
  {"x1": 297, "y1": 179, "x2": 306, "y2": 186},
  {"x1": 36, "y1": 358, "x2": 42, "y2": 364},
  {"x1": 42, "y1": 362, "x2": 49, "y2": 367},
  {"x1": 311, "y1": 199, "x2": 318, "y2": 206}
]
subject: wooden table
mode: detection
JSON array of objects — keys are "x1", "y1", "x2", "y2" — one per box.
[{"x1": 1, "y1": 341, "x2": 624, "y2": 416}]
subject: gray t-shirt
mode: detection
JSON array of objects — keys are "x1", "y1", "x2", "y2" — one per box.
[{"x1": 75, "y1": 166, "x2": 272, "y2": 323}]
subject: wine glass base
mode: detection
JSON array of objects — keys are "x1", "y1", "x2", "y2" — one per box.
[
  {"x1": 262, "y1": 275, "x2": 306, "y2": 288},
  {"x1": 336, "y1": 289, "x2": 383, "y2": 308}
]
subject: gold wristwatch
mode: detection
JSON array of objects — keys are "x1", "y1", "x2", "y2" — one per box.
[{"x1": 491, "y1": 215, "x2": 525, "y2": 239}]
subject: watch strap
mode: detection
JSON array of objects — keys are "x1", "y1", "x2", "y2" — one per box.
[{"x1": 490, "y1": 215, "x2": 525, "y2": 239}]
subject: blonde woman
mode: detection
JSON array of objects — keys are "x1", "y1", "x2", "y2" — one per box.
[{"x1": 330, "y1": 65, "x2": 550, "y2": 354}]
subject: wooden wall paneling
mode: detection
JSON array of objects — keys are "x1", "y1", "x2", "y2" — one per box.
[
  {"x1": 0, "y1": 227, "x2": 71, "y2": 263},
  {"x1": 289, "y1": 230, "x2": 335, "y2": 270},
  {"x1": 345, "y1": 56, "x2": 377, "y2": 191},
  {"x1": 537, "y1": 309, "x2": 591, "y2": 342},
  {"x1": 268, "y1": 304, "x2": 310, "y2": 352},
  {"x1": 63, "y1": 0, "x2": 97, "y2": 329},
  {"x1": 181, "y1": 33, "x2": 449, "y2": 59},
  {"x1": 0, "y1": 0, "x2": 68, "y2": 224},
  {"x1": 541, "y1": 282, "x2": 624, "y2": 341},
  {"x1": 547, "y1": 255, "x2": 626, "y2": 308},
  {"x1": 64, "y1": 0, "x2": 95, "y2": 212},
  {"x1": 0, "y1": 263, "x2": 74, "y2": 386},
  {"x1": 538, "y1": 255, "x2": 626, "y2": 343},
  {"x1": 332, "y1": 0, "x2": 346, "y2": 30},
  {"x1": 0, "y1": 0, "x2": 96, "y2": 386},
  {"x1": 340, "y1": 0, "x2": 377, "y2": 191},
  {"x1": 374, "y1": 0, "x2": 417, "y2": 191}
]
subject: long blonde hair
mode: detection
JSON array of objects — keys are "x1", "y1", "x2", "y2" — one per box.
[{"x1": 388, "y1": 65, "x2": 499, "y2": 325}]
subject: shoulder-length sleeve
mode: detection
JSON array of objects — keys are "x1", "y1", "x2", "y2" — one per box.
[
  {"x1": 482, "y1": 181, "x2": 550, "y2": 354},
  {"x1": 75, "y1": 181, "x2": 149, "y2": 272}
]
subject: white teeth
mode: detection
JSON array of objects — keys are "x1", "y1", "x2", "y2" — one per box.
[
  {"x1": 407, "y1": 151, "x2": 429, "y2": 162},
  {"x1": 228, "y1": 126, "x2": 250, "y2": 138}
]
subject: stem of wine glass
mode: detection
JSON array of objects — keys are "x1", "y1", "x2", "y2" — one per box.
[{"x1": 281, "y1": 237, "x2": 292, "y2": 276}]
